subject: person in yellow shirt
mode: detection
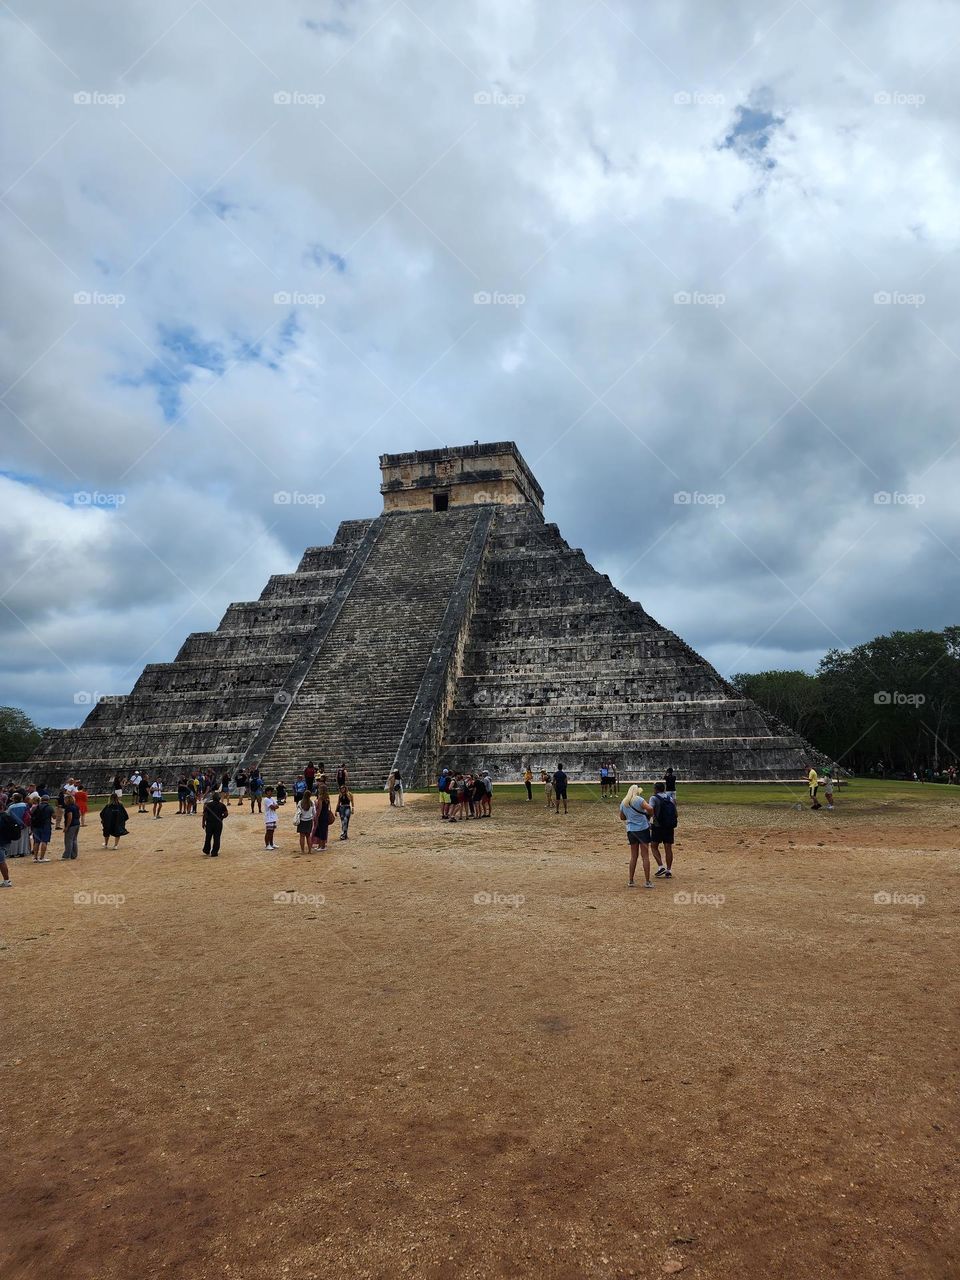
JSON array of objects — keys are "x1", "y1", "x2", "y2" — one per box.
[
  {"x1": 808, "y1": 766, "x2": 821, "y2": 809},
  {"x1": 522, "y1": 766, "x2": 533, "y2": 801}
]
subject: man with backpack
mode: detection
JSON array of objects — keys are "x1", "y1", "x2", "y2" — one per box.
[{"x1": 649, "y1": 781, "x2": 678, "y2": 878}]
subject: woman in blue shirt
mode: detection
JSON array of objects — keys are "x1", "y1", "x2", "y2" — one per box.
[{"x1": 620, "y1": 784, "x2": 655, "y2": 888}]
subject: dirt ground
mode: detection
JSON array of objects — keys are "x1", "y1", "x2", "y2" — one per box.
[{"x1": 3, "y1": 788, "x2": 958, "y2": 1280}]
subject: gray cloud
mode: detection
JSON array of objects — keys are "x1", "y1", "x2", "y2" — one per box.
[{"x1": 2, "y1": 0, "x2": 958, "y2": 727}]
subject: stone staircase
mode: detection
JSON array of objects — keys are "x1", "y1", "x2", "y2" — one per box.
[{"x1": 254, "y1": 507, "x2": 490, "y2": 788}]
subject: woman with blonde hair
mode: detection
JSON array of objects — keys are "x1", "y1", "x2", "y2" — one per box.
[{"x1": 619, "y1": 784, "x2": 655, "y2": 888}]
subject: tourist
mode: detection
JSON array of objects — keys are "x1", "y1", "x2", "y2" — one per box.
[
  {"x1": 649, "y1": 782, "x2": 677, "y2": 879},
  {"x1": 151, "y1": 777, "x2": 164, "y2": 818},
  {"x1": 276, "y1": 780, "x2": 287, "y2": 805},
  {"x1": 523, "y1": 764, "x2": 533, "y2": 801},
  {"x1": 389, "y1": 769, "x2": 405, "y2": 807},
  {"x1": 54, "y1": 780, "x2": 67, "y2": 831},
  {"x1": 808, "y1": 765, "x2": 821, "y2": 809},
  {"x1": 553, "y1": 763, "x2": 569, "y2": 815},
  {"x1": 30, "y1": 791, "x2": 54, "y2": 861},
  {"x1": 7, "y1": 792, "x2": 31, "y2": 858},
  {"x1": 100, "y1": 791, "x2": 128, "y2": 849},
  {"x1": 62, "y1": 789, "x2": 81, "y2": 859},
  {"x1": 0, "y1": 804, "x2": 18, "y2": 885},
  {"x1": 312, "y1": 781, "x2": 332, "y2": 850},
  {"x1": 387, "y1": 769, "x2": 397, "y2": 806},
  {"x1": 234, "y1": 766, "x2": 248, "y2": 805},
  {"x1": 336, "y1": 762, "x2": 348, "y2": 789},
  {"x1": 129, "y1": 768, "x2": 145, "y2": 812},
  {"x1": 599, "y1": 763, "x2": 609, "y2": 798},
  {"x1": 295, "y1": 792, "x2": 316, "y2": 853},
  {"x1": 177, "y1": 774, "x2": 189, "y2": 814},
  {"x1": 75, "y1": 780, "x2": 88, "y2": 826},
  {"x1": 480, "y1": 771, "x2": 493, "y2": 817},
  {"x1": 220, "y1": 769, "x2": 232, "y2": 803},
  {"x1": 293, "y1": 774, "x2": 307, "y2": 802},
  {"x1": 620, "y1": 784, "x2": 655, "y2": 888},
  {"x1": 249, "y1": 765, "x2": 264, "y2": 815},
  {"x1": 664, "y1": 767, "x2": 676, "y2": 800},
  {"x1": 263, "y1": 787, "x2": 279, "y2": 850},
  {"x1": 438, "y1": 768, "x2": 452, "y2": 819},
  {"x1": 336, "y1": 784, "x2": 354, "y2": 840},
  {"x1": 201, "y1": 790, "x2": 229, "y2": 857},
  {"x1": 448, "y1": 773, "x2": 465, "y2": 822},
  {"x1": 304, "y1": 761, "x2": 317, "y2": 793},
  {"x1": 609, "y1": 763, "x2": 619, "y2": 796},
  {"x1": 541, "y1": 770, "x2": 554, "y2": 812},
  {"x1": 823, "y1": 772, "x2": 836, "y2": 810}
]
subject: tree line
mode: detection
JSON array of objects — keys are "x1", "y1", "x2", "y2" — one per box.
[{"x1": 732, "y1": 628, "x2": 960, "y2": 776}]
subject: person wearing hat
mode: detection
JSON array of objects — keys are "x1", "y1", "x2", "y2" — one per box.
[{"x1": 619, "y1": 784, "x2": 655, "y2": 888}]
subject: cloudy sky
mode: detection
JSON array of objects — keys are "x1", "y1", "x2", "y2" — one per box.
[{"x1": 2, "y1": 0, "x2": 958, "y2": 729}]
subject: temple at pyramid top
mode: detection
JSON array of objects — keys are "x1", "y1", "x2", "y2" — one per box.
[{"x1": 380, "y1": 441, "x2": 544, "y2": 513}]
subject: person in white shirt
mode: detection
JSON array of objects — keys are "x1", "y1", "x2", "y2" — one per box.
[
  {"x1": 263, "y1": 788, "x2": 279, "y2": 850},
  {"x1": 151, "y1": 778, "x2": 164, "y2": 819}
]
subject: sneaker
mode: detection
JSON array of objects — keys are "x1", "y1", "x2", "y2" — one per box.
[
  {"x1": 655, "y1": 867, "x2": 668, "y2": 878},
  {"x1": 664, "y1": 870, "x2": 673, "y2": 879},
  {"x1": 1, "y1": 880, "x2": 12, "y2": 887},
  {"x1": 643, "y1": 881, "x2": 654, "y2": 888},
  {"x1": 627, "y1": 881, "x2": 636, "y2": 888},
  {"x1": 37, "y1": 857, "x2": 50, "y2": 863}
]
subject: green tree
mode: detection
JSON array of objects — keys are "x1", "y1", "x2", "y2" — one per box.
[{"x1": 0, "y1": 706, "x2": 45, "y2": 760}]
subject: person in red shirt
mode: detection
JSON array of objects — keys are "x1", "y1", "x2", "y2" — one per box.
[{"x1": 74, "y1": 782, "x2": 89, "y2": 827}]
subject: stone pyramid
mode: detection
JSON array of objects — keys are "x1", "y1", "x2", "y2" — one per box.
[{"x1": 31, "y1": 442, "x2": 826, "y2": 789}]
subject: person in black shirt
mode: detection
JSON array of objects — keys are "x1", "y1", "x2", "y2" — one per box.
[
  {"x1": 552, "y1": 764, "x2": 569, "y2": 814},
  {"x1": 202, "y1": 792, "x2": 229, "y2": 856},
  {"x1": 664, "y1": 768, "x2": 676, "y2": 799}
]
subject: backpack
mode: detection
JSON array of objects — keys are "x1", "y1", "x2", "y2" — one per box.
[
  {"x1": 438, "y1": 775, "x2": 449, "y2": 793},
  {"x1": 31, "y1": 803, "x2": 52, "y2": 828},
  {"x1": 0, "y1": 811, "x2": 21, "y2": 843},
  {"x1": 654, "y1": 795, "x2": 678, "y2": 829}
]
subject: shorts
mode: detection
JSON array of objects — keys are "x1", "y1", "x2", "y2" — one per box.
[
  {"x1": 555, "y1": 788, "x2": 567, "y2": 800},
  {"x1": 297, "y1": 821, "x2": 313, "y2": 835},
  {"x1": 32, "y1": 825, "x2": 52, "y2": 845},
  {"x1": 626, "y1": 828, "x2": 651, "y2": 844},
  {"x1": 651, "y1": 825, "x2": 674, "y2": 845}
]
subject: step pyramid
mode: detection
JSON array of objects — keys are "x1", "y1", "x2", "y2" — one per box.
[{"x1": 30, "y1": 442, "x2": 828, "y2": 789}]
